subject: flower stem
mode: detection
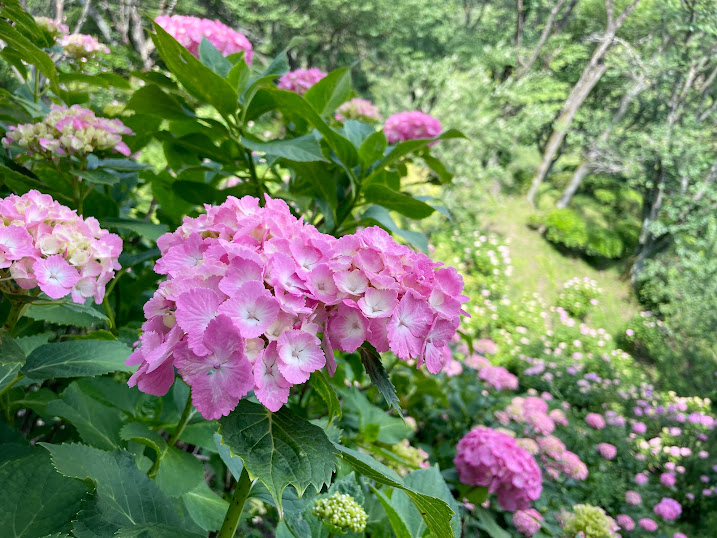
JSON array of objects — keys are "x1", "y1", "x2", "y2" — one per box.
[
  {"x1": 217, "y1": 468, "x2": 252, "y2": 538},
  {"x1": 167, "y1": 393, "x2": 193, "y2": 448},
  {"x1": 0, "y1": 372, "x2": 23, "y2": 398},
  {"x1": 3, "y1": 299, "x2": 29, "y2": 333}
]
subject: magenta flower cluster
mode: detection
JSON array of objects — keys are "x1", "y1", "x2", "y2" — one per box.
[
  {"x1": 277, "y1": 68, "x2": 327, "y2": 95},
  {"x1": 478, "y1": 365, "x2": 519, "y2": 391},
  {"x1": 383, "y1": 111, "x2": 442, "y2": 144},
  {"x1": 597, "y1": 442, "x2": 617, "y2": 460},
  {"x1": 0, "y1": 190, "x2": 121, "y2": 303},
  {"x1": 155, "y1": 15, "x2": 254, "y2": 62},
  {"x1": 653, "y1": 497, "x2": 682, "y2": 520},
  {"x1": 127, "y1": 195, "x2": 466, "y2": 419},
  {"x1": 454, "y1": 426, "x2": 542, "y2": 511},
  {"x1": 2, "y1": 105, "x2": 133, "y2": 158},
  {"x1": 585, "y1": 412, "x2": 606, "y2": 429}
]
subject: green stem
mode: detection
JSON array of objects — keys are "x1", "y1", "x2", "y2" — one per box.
[
  {"x1": 3, "y1": 299, "x2": 29, "y2": 333},
  {"x1": 33, "y1": 67, "x2": 39, "y2": 103},
  {"x1": 217, "y1": 468, "x2": 252, "y2": 538},
  {"x1": 0, "y1": 372, "x2": 23, "y2": 398},
  {"x1": 167, "y1": 393, "x2": 193, "y2": 448}
]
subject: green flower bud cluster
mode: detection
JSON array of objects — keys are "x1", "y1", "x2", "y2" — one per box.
[
  {"x1": 561, "y1": 504, "x2": 619, "y2": 538},
  {"x1": 389, "y1": 439, "x2": 430, "y2": 476},
  {"x1": 313, "y1": 492, "x2": 368, "y2": 534}
]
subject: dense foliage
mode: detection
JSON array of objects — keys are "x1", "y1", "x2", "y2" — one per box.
[{"x1": 0, "y1": 1, "x2": 715, "y2": 538}]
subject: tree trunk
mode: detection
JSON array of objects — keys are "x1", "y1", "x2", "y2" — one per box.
[
  {"x1": 526, "y1": 0, "x2": 641, "y2": 206},
  {"x1": 515, "y1": 0, "x2": 525, "y2": 65},
  {"x1": 556, "y1": 160, "x2": 592, "y2": 208},
  {"x1": 514, "y1": 0, "x2": 570, "y2": 81}
]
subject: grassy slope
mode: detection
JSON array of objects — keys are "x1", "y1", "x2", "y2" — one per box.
[{"x1": 478, "y1": 195, "x2": 639, "y2": 334}]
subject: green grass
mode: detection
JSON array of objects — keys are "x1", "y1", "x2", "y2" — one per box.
[{"x1": 479, "y1": 196, "x2": 639, "y2": 334}]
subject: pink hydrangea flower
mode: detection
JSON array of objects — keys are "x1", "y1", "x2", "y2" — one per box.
[
  {"x1": 625, "y1": 490, "x2": 642, "y2": 505},
  {"x1": 454, "y1": 426, "x2": 542, "y2": 511},
  {"x1": 585, "y1": 412, "x2": 606, "y2": 429},
  {"x1": 127, "y1": 194, "x2": 466, "y2": 418},
  {"x1": 673, "y1": 533, "x2": 688, "y2": 538},
  {"x1": 383, "y1": 111, "x2": 442, "y2": 144},
  {"x1": 635, "y1": 472, "x2": 649, "y2": 485},
  {"x1": 0, "y1": 190, "x2": 121, "y2": 303},
  {"x1": 653, "y1": 498, "x2": 681, "y2": 521},
  {"x1": 3, "y1": 105, "x2": 133, "y2": 157},
  {"x1": 478, "y1": 365, "x2": 518, "y2": 391},
  {"x1": 616, "y1": 514, "x2": 635, "y2": 531},
  {"x1": 597, "y1": 443, "x2": 617, "y2": 460},
  {"x1": 60, "y1": 34, "x2": 110, "y2": 61},
  {"x1": 336, "y1": 98, "x2": 381, "y2": 123},
  {"x1": 638, "y1": 518, "x2": 658, "y2": 532},
  {"x1": 155, "y1": 15, "x2": 253, "y2": 61},
  {"x1": 558, "y1": 451, "x2": 588, "y2": 480},
  {"x1": 660, "y1": 472, "x2": 676, "y2": 487},
  {"x1": 513, "y1": 508, "x2": 543, "y2": 537},
  {"x1": 633, "y1": 421, "x2": 647, "y2": 434},
  {"x1": 277, "y1": 68, "x2": 327, "y2": 95}
]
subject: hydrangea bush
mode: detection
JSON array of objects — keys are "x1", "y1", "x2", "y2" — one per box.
[{"x1": 0, "y1": 6, "x2": 713, "y2": 538}]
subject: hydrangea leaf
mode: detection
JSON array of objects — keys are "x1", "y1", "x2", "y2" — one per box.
[
  {"x1": 304, "y1": 67, "x2": 352, "y2": 117},
  {"x1": 21, "y1": 340, "x2": 133, "y2": 380},
  {"x1": 218, "y1": 399, "x2": 337, "y2": 517},
  {"x1": 311, "y1": 370, "x2": 342, "y2": 425},
  {"x1": 25, "y1": 300, "x2": 109, "y2": 328},
  {"x1": 0, "y1": 446, "x2": 88, "y2": 537},
  {"x1": 182, "y1": 482, "x2": 229, "y2": 533}
]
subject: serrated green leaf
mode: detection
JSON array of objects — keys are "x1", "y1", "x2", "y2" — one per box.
[
  {"x1": 339, "y1": 388, "x2": 408, "y2": 444},
  {"x1": 42, "y1": 443, "x2": 185, "y2": 532},
  {"x1": 155, "y1": 446, "x2": 205, "y2": 498},
  {"x1": 21, "y1": 340, "x2": 133, "y2": 380},
  {"x1": 114, "y1": 524, "x2": 204, "y2": 537},
  {"x1": 120, "y1": 422, "x2": 167, "y2": 457},
  {"x1": 46, "y1": 382, "x2": 123, "y2": 450},
  {"x1": 214, "y1": 432, "x2": 244, "y2": 480},
  {"x1": 358, "y1": 343, "x2": 402, "y2": 415},
  {"x1": 0, "y1": 446, "x2": 88, "y2": 537},
  {"x1": 218, "y1": 399, "x2": 337, "y2": 516},
  {"x1": 370, "y1": 485, "x2": 412, "y2": 538},
  {"x1": 73, "y1": 168, "x2": 119, "y2": 185},
  {"x1": 333, "y1": 444, "x2": 456, "y2": 538},
  {"x1": 151, "y1": 22, "x2": 238, "y2": 116},
  {"x1": 0, "y1": 19, "x2": 56, "y2": 89},
  {"x1": 25, "y1": 301, "x2": 109, "y2": 327},
  {"x1": 311, "y1": 371, "x2": 342, "y2": 425},
  {"x1": 241, "y1": 133, "x2": 328, "y2": 162},
  {"x1": 359, "y1": 130, "x2": 387, "y2": 167}
]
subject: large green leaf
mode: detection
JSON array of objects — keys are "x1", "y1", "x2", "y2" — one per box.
[
  {"x1": 475, "y1": 507, "x2": 512, "y2": 538},
  {"x1": 0, "y1": 446, "x2": 88, "y2": 537},
  {"x1": 21, "y1": 340, "x2": 133, "y2": 380},
  {"x1": 333, "y1": 444, "x2": 456, "y2": 538},
  {"x1": 304, "y1": 67, "x2": 352, "y2": 117},
  {"x1": 102, "y1": 217, "x2": 169, "y2": 242},
  {"x1": 371, "y1": 486, "x2": 412, "y2": 538},
  {"x1": 339, "y1": 389, "x2": 409, "y2": 444},
  {"x1": 43, "y1": 443, "x2": 186, "y2": 533},
  {"x1": 241, "y1": 133, "x2": 328, "y2": 162},
  {"x1": 363, "y1": 184, "x2": 435, "y2": 220},
  {"x1": 359, "y1": 130, "x2": 388, "y2": 168},
  {"x1": 218, "y1": 399, "x2": 337, "y2": 515},
  {"x1": 198, "y1": 38, "x2": 232, "y2": 77},
  {"x1": 25, "y1": 300, "x2": 109, "y2": 328},
  {"x1": 47, "y1": 381, "x2": 124, "y2": 450},
  {"x1": 0, "y1": 330, "x2": 25, "y2": 392},
  {"x1": 151, "y1": 22, "x2": 238, "y2": 116}
]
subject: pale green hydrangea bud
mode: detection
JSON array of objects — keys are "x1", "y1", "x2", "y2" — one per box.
[
  {"x1": 561, "y1": 504, "x2": 620, "y2": 538},
  {"x1": 313, "y1": 492, "x2": 368, "y2": 534},
  {"x1": 389, "y1": 439, "x2": 430, "y2": 476}
]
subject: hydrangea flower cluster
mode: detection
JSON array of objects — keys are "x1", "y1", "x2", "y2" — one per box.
[
  {"x1": 512, "y1": 508, "x2": 543, "y2": 537},
  {"x1": 35, "y1": 16, "x2": 69, "y2": 40},
  {"x1": 277, "y1": 68, "x2": 327, "y2": 95},
  {"x1": 597, "y1": 442, "x2": 617, "y2": 460},
  {"x1": 386, "y1": 439, "x2": 430, "y2": 476},
  {"x1": 654, "y1": 497, "x2": 681, "y2": 520},
  {"x1": 478, "y1": 365, "x2": 519, "y2": 391},
  {"x1": 2, "y1": 105, "x2": 133, "y2": 158},
  {"x1": 561, "y1": 504, "x2": 620, "y2": 538},
  {"x1": 625, "y1": 490, "x2": 642, "y2": 505},
  {"x1": 556, "y1": 276, "x2": 601, "y2": 318},
  {"x1": 154, "y1": 15, "x2": 254, "y2": 62},
  {"x1": 383, "y1": 111, "x2": 442, "y2": 144},
  {"x1": 0, "y1": 190, "x2": 121, "y2": 303},
  {"x1": 639, "y1": 517, "x2": 658, "y2": 531},
  {"x1": 496, "y1": 396, "x2": 557, "y2": 435},
  {"x1": 312, "y1": 492, "x2": 368, "y2": 533},
  {"x1": 60, "y1": 34, "x2": 110, "y2": 62},
  {"x1": 335, "y1": 98, "x2": 381, "y2": 123},
  {"x1": 617, "y1": 513, "x2": 635, "y2": 531},
  {"x1": 454, "y1": 426, "x2": 542, "y2": 511},
  {"x1": 127, "y1": 195, "x2": 466, "y2": 419},
  {"x1": 586, "y1": 412, "x2": 606, "y2": 429}
]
